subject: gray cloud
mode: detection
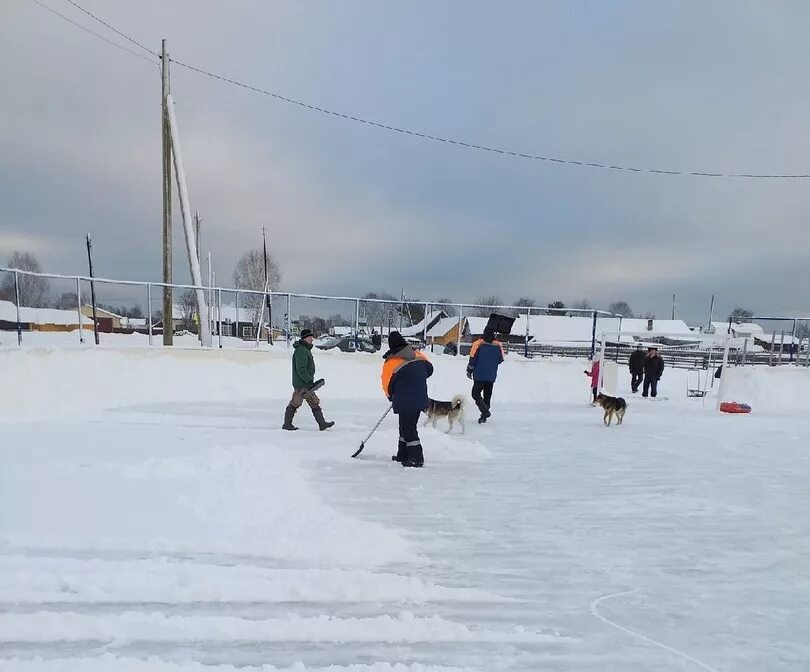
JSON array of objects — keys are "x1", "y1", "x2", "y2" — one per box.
[{"x1": 2, "y1": 0, "x2": 809, "y2": 325}]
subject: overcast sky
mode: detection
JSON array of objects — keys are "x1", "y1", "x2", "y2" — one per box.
[{"x1": 1, "y1": 0, "x2": 809, "y2": 323}]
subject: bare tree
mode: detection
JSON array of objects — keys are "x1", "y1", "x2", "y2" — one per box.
[
  {"x1": 233, "y1": 248, "x2": 282, "y2": 322},
  {"x1": 360, "y1": 292, "x2": 398, "y2": 332},
  {"x1": 608, "y1": 301, "x2": 634, "y2": 318},
  {"x1": 178, "y1": 289, "x2": 198, "y2": 332},
  {"x1": 55, "y1": 292, "x2": 79, "y2": 310},
  {"x1": 728, "y1": 306, "x2": 754, "y2": 322},
  {"x1": 1, "y1": 251, "x2": 51, "y2": 307},
  {"x1": 434, "y1": 297, "x2": 456, "y2": 316},
  {"x1": 547, "y1": 300, "x2": 566, "y2": 313},
  {"x1": 470, "y1": 295, "x2": 503, "y2": 317}
]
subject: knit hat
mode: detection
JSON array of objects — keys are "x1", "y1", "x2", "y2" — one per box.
[
  {"x1": 387, "y1": 331, "x2": 407, "y2": 351},
  {"x1": 483, "y1": 326, "x2": 496, "y2": 342},
  {"x1": 300, "y1": 329, "x2": 314, "y2": 340}
]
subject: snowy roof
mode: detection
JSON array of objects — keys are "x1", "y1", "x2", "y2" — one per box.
[
  {"x1": 426, "y1": 317, "x2": 459, "y2": 338},
  {"x1": 0, "y1": 300, "x2": 92, "y2": 326},
  {"x1": 400, "y1": 311, "x2": 448, "y2": 337},
  {"x1": 465, "y1": 314, "x2": 692, "y2": 344}
]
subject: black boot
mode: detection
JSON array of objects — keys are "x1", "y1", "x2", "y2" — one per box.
[
  {"x1": 282, "y1": 405, "x2": 298, "y2": 431},
  {"x1": 403, "y1": 443, "x2": 424, "y2": 468},
  {"x1": 392, "y1": 437, "x2": 406, "y2": 462},
  {"x1": 312, "y1": 406, "x2": 335, "y2": 431},
  {"x1": 475, "y1": 399, "x2": 490, "y2": 424}
]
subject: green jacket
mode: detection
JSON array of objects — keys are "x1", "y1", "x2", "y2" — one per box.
[{"x1": 292, "y1": 340, "x2": 316, "y2": 389}]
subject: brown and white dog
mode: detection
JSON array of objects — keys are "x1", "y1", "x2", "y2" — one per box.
[
  {"x1": 595, "y1": 393, "x2": 627, "y2": 426},
  {"x1": 423, "y1": 394, "x2": 466, "y2": 433}
]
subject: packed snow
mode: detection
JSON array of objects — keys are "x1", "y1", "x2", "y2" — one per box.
[{"x1": 1, "y1": 344, "x2": 809, "y2": 671}]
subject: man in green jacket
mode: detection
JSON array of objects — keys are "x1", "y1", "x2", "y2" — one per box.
[{"x1": 283, "y1": 329, "x2": 335, "y2": 431}]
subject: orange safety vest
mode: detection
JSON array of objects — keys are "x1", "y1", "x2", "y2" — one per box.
[{"x1": 381, "y1": 349, "x2": 430, "y2": 397}]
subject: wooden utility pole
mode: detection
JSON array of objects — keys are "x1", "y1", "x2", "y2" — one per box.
[
  {"x1": 262, "y1": 226, "x2": 273, "y2": 344},
  {"x1": 86, "y1": 234, "x2": 99, "y2": 345},
  {"x1": 161, "y1": 39, "x2": 173, "y2": 345}
]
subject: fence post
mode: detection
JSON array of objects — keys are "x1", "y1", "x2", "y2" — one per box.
[
  {"x1": 235, "y1": 289, "x2": 240, "y2": 340},
  {"x1": 147, "y1": 283, "x2": 153, "y2": 346},
  {"x1": 590, "y1": 311, "x2": 597, "y2": 359},
  {"x1": 217, "y1": 288, "x2": 223, "y2": 349},
  {"x1": 14, "y1": 270, "x2": 22, "y2": 346},
  {"x1": 769, "y1": 332, "x2": 775, "y2": 366},
  {"x1": 524, "y1": 307, "x2": 531, "y2": 358},
  {"x1": 286, "y1": 293, "x2": 292, "y2": 346},
  {"x1": 779, "y1": 331, "x2": 785, "y2": 365},
  {"x1": 741, "y1": 337, "x2": 748, "y2": 366},
  {"x1": 76, "y1": 276, "x2": 84, "y2": 344},
  {"x1": 791, "y1": 319, "x2": 797, "y2": 363},
  {"x1": 355, "y1": 298, "x2": 361, "y2": 349}
]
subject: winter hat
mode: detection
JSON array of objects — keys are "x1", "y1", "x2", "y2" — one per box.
[
  {"x1": 483, "y1": 326, "x2": 496, "y2": 342},
  {"x1": 300, "y1": 328, "x2": 314, "y2": 340},
  {"x1": 387, "y1": 331, "x2": 407, "y2": 351}
]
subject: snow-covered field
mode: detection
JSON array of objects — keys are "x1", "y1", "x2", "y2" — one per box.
[{"x1": 1, "y1": 345, "x2": 809, "y2": 671}]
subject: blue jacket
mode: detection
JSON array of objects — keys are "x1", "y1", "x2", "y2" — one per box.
[
  {"x1": 381, "y1": 345, "x2": 434, "y2": 414},
  {"x1": 467, "y1": 338, "x2": 504, "y2": 382}
]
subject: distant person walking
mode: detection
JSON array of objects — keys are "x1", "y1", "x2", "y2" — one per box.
[
  {"x1": 466, "y1": 326, "x2": 505, "y2": 423},
  {"x1": 642, "y1": 346, "x2": 665, "y2": 398},
  {"x1": 628, "y1": 345, "x2": 645, "y2": 393}
]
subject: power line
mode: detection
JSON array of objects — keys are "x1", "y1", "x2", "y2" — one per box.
[
  {"x1": 60, "y1": 0, "x2": 158, "y2": 57},
  {"x1": 31, "y1": 0, "x2": 158, "y2": 64},
  {"x1": 44, "y1": 1, "x2": 810, "y2": 179}
]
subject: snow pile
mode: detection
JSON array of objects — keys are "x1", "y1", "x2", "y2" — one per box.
[{"x1": 719, "y1": 365, "x2": 810, "y2": 413}]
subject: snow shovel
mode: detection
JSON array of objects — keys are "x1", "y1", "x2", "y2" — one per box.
[{"x1": 351, "y1": 404, "x2": 393, "y2": 458}]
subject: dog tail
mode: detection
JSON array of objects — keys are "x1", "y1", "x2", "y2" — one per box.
[{"x1": 451, "y1": 394, "x2": 465, "y2": 409}]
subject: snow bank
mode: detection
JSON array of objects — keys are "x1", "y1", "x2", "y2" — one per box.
[
  {"x1": 2, "y1": 657, "x2": 469, "y2": 672},
  {"x1": 719, "y1": 365, "x2": 810, "y2": 413}
]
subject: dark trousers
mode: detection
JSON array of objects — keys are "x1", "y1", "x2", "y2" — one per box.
[
  {"x1": 472, "y1": 381, "x2": 494, "y2": 408},
  {"x1": 592, "y1": 387, "x2": 598, "y2": 402},
  {"x1": 396, "y1": 411, "x2": 423, "y2": 466},
  {"x1": 642, "y1": 376, "x2": 658, "y2": 397},
  {"x1": 631, "y1": 371, "x2": 643, "y2": 392}
]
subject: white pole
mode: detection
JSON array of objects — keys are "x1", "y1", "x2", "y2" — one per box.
[
  {"x1": 596, "y1": 332, "x2": 606, "y2": 393},
  {"x1": 716, "y1": 337, "x2": 730, "y2": 411},
  {"x1": 217, "y1": 288, "x2": 223, "y2": 348},
  {"x1": 524, "y1": 307, "x2": 531, "y2": 357},
  {"x1": 779, "y1": 331, "x2": 785, "y2": 365},
  {"x1": 423, "y1": 302, "x2": 429, "y2": 348},
  {"x1": 147, "y1": 283, "x2": 153, "y2": 346},
  {"x1": 355, "y1": 298, "x2": 361, "y2": 345},
  {"x1": 76, "y1": 276, "x2": 84, "y2": 344},
  {"x1": 165, "y1": 94, "x2": 211, "y2": 347}
]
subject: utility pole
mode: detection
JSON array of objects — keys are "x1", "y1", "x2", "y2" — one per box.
[
  {"x1": 672, "y1": 292, "x2": 676, "y2": 320},
  {"x1": 161, "y1": 39, "x2": 173, "y2": 345},
  {"x1": 262, "y1": 226, "x2": 273, "y2": 344},
  {"x1": 194, "y1": 211, "x2": 202, "y2": 266},
  {"x1": 86, "y1": 234, "x2": 99, "y2": 346}
]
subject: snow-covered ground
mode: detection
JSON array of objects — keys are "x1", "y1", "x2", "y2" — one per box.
[{"x1": 1, "y1": 345, "x2": 809, "y2": 671}]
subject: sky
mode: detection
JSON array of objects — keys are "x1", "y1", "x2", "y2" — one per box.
[{"x1": 1, "y1": 0, "x2": 809, "y2": 324}]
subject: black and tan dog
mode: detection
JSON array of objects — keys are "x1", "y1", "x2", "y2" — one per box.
[
  {"x1": 595, "y1": 393, "x2": 627, "y2": 426},
  {"x1": 423, "y1": 394, "x2": 466, "y2": 433}
]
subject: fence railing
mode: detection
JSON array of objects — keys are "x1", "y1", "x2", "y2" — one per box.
[{"x1": 0, "y1": 266, "x2": 617, "y2": 353}]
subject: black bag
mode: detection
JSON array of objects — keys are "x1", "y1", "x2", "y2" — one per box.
[{"x1": 487, "y1": 313, "x2": 515, "y2": 335}]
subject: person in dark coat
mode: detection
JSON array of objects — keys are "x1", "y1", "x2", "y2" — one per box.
[
  {"x1": 628, "y1": 345, "x2": 646, "y2": 393},
  {"x1": 467, "y1": 326, "x2": 505, "y2": 423},
  {"x1": 642, "y1": 346, "x2": 665, "y2": 398},
  {"x1": 282, "y1": 329, "x2": 334, "y2": 431},
  {"x1": 381, "y1": 331, "x2": 434, "y2": 467}
]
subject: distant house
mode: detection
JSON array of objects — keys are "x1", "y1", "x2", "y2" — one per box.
[
  {"x1": 0, "y1": 300, "x2": 94, "y2": 333},
  {"x1": 80, "y1": 306, "x2": 124, "y2": 333},
  {"x1": 400, "y1": 311, "x2": 449, "y2": 340}
]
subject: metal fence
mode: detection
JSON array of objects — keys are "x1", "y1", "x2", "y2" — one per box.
[{"x1": 0, "y1": 266, "x2": 613, "y2": 353}]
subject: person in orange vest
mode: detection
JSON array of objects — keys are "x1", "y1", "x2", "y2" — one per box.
[
  {"x1": 466, "y1": 326, "x2": 505, "y2": 423},
  {"x1": 381, "y1": 331, "x2": 433, "y2": 467}
]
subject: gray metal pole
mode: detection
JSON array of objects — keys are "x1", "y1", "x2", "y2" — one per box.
[
  {"x1": 147, "y1": 283, "x2": 153, "y2": 346},
  {"x1": 76, "y1": 276, "x2": 84, "y2": 344},
  {"x1": 286, "y1": 293, "x2": 292, "y2": 346},
  {"x1": 769, "y1": 332, "x2": 775, "y2": 366},
  {"x1": 791, "y1": 319, "x2": 797, "y2": 364},
  {"x1": 423, "y1": 302, "x2": 429, "y2": 349},
  {"x1": 524, "y1": 306, "x2": 530, "y2": 357},
  {"x1": 456, "y1": 305, "x2": 463, "y2": 356},
  {"x1": 590, "y1": 311, "x2": 597, "y2": 359},
  {"x1": 707, "y1": 294, "x2": 715, "y2": 332},
  {"x1": 161, "y1": 39, "x2": 173, "y2": 346},
  {"x1": 355, "y1": 298, "x2": 361, "y2": 348},
  {"x1": 779, "y1": 330, "x2": 785, "y2": 365},
  {"x1": 14, "y1": 271, "x2": 22, "y2": 345},
  {"x1": 741, "y1": 338, "x2": 748, "y2": 366},
  {"x1": 235, "y1": 289, "x2": 240, "y2": 340},
  {"x1": 217, "y1": 288, "x2": 223, "y2": 348}
]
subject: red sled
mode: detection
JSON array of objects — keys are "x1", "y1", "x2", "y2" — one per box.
[{"x1": 720, "y1": 401, "x2": 752, "y2": 414}]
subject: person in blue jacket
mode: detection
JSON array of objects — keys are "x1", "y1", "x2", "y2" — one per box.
[{"x1": 466, "y1": 326, "x2": 505, "y2": 423}]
